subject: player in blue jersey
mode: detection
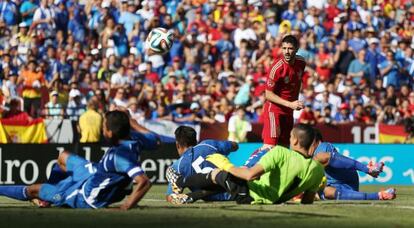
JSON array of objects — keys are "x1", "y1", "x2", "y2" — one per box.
[
  {"x1": 310, "y1": 130, "x2": 396, "y2": 201},
  {"x1": 165, "y1": 126, "x2": 238, "y2": 204},
  {"x1": 0, "y1": 111, "x2": 154, "y2": 210}
]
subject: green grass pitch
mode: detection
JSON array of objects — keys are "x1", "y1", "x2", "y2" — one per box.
[{"x1": 0, "y1": 185, "x2": 413, "y2": 227}]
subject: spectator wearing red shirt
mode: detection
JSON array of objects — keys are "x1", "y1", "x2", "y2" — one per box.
[
  {"x1": 298, "y1": 101, "x2": 317, "y2": 125},
  {"x1": 315, "y1": 43, "x2": 334, "y2": 82},
  {"x1": 144, "y1": 61, "x2": 159, "y2": 84},
  {"x1": 261, "y1": 35, "x2": 306, "y2": 148},
  {"x1": 323, "y1": 0, "x2": 341, "y2": 33},
  {"x1": 187, "y1": 8, "x2": 208, "y2": 33}
]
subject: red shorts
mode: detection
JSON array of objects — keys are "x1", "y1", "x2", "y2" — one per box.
[{"x1": 261, "y1": 110, "x2": 293, "y2": 147}]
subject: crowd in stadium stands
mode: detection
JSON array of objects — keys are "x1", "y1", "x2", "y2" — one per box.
[{"x1": 0, "y1": 0, "x2": 413, "y2": 129}]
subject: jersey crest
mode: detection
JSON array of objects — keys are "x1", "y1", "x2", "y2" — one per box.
[{"x1": 284, "y1": 76, "x2": 290, "y2": 84}]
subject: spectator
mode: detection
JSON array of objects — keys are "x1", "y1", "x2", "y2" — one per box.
[
  {"x1": 227, "y1": 107, "x2": 252, "y2": 143},
  {"x1": 334, "y1": 40, "x2": 355, "y2": 76},
  {"x1": 347, "y1": 49, "x2": 370, "y2": 85},
  {"x1": 365, "y1": 37, "x2": 381, "y2": 86},
  {"x1": 66, "y1": 89, "x2": 86, "y2": 120},
  {"x1": 378, "y1": 105, "x2": 401, "y2": 125},
  {"x1": 112, "y1": 88, "x2": 128, "y2": 108},
  {"x1": 1, "y1": 72, "x2": 18, "y2": 102},
  {"x1": 78, "y1": 97, "x2": 102, "y2": 143},
  {"x1": 17, "y1": 60, "x2": 46, "y2": 118},
  {"x1": 298, "y1": 101, "x2": 317, "y2": 125},
  {"x1": 32, "y1": 0, "x2": 56, "y2": 40},
  {"x1": 379, "y1": 50, "x2": 403, "y2": 89},
  {"x1": 0, "y1": 0, "x2": 18, "y2": 27},
  {"x1": 334, "y1": 103, "x2": 353, "y2": 124},
  {"x1": 19, "y1": 0, "x2": 37, "y2": 26},
  {"x1": 315, "y1": 43, "x2": 334, "y2": 82},
  {"x1": 2, "y1": 97, "x2": 29, "y2": 120},
  {"x1": 44, "y1": 90, "x2": 64, "y2": 119}
]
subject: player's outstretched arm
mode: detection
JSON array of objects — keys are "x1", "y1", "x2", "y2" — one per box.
[
  {"x1": 120, "y1": 175, "x2": 151, "y2": 210},
  {"x1": 314, "y1": 152, "x2": 382, "y2": 177},
  {"x1": 207, "y1": 154, "x2": 265, "y2": 181},
  {"x1": 228, "y1": 164, "x2": 265, "y2": 181}
]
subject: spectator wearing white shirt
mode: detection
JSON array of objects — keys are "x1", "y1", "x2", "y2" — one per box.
[
  {"x1": 136, "y1": 0, "x2": 153, "y2": 23},
  {"x1": 112, "y1": 88, "x2": 129, "y2": 108},
  {"x1": 110, "y1": 66, "x2": 129, "y2": 89},
  {"x1": 32, "y1": 0, "x2": 56, "y2": 39},
  {"x1": 233, "y1": 18, "x2": 257, "y2": 49},
  {"x1": 1, "y1": 72, "x2": 18, "y2": 101}
]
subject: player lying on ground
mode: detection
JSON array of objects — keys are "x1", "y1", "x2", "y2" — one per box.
[
  {"x1": 167, "y1": 124, "x2": 324, "y2": 204},
  {"x1": 310, "y1": 129, "x2": 396, "y2": 200},
  {"x1": 0, "y1": 111, "x2": 157, "y2": 210},
  {"x1": 165, "y1": 126, "x2": 238, "y2": 204},
  {"x1": 242, "y1": 128, "x2": 396, "y2": 201}
]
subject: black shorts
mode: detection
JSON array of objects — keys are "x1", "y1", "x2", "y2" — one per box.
[{"x1": 215, "y1": 171, "x2": 253, "y2": 204}]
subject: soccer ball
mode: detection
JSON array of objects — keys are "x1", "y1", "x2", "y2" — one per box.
[{"x1": 145, "y1": 27, "x2": 174, "y2": 55}]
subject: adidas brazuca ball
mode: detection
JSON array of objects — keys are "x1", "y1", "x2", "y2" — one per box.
[{"x1": 145, "y1": 27, "x2": 174, "y2": 55}]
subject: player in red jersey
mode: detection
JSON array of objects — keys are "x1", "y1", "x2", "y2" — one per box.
[{"x1": 261, "y1": 35, "x2": 306, "y2": 149}]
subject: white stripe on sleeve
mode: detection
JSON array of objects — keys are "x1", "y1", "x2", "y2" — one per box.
[{"x1": 127, "y1": 167, "x2": 143, "y2": 178}]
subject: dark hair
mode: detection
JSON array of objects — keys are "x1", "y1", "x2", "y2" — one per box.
[
  {"x1": 174, "y1": 126, "x2": 197, "y2": 147},
  {"x1": 281, "y1": 35, "x2": 299, "y2": 49},
  {"x1": 314, "y1": 128, "x2": 323, "y2": 142},
  {"x1": 293, "y1": 124, "x2": 316, "y2": 150},
  {"x1": 104, "y1": 111, "x2": 130, "y2": 144},
  {"x1": 404, "y1": 117, "x2": 414, "y2": 135}
]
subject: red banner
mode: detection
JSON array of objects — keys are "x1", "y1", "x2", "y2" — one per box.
[{"x1": 200, "y1": 123, "x2": 381, "y2": 144}]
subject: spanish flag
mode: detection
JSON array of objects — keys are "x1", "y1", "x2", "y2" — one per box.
[
  {"x1": 378, "y1": 123, "x2": 408, "y2": 143},
  {"x1": 0, "y1": 113, "x2": 48, "y2": 143}
]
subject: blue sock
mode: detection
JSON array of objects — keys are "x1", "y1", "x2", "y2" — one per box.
[
  {"x1": 335, "y1": 189, "x2": 379, "y2": 200},
  {"x1": 329, "y1": 152, "x2": 369, "y2": 173},
  {"x1": 0, "y1": 186, "x2": 29, "y2": 201},
  {"x1": 47, "y1": 163, "x2": 67, "y2": 184}
]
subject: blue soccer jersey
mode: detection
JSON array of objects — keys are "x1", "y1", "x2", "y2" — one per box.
[
  {"x1": 130, "y1": 131, "x2": 159, "y2": 151},
  {"x1": 313, "y1": 142, "x2": 359, "y2": 191},
  {"x1": 80, "y1": 140, "x2": 145, "y2": 208},
  {"x1": 167, "y1": 140, "x2": 235, "y2": 201}
]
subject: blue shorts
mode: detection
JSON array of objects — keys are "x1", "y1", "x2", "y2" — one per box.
[
  {"x1": 319, "y1": 180, "x2": 359, "y2": 200},
  {"x1": 328, "y1": 182, "x2": 359, "y2": 192},
  {"x1": 39, "y1": 154, "x2": 95, "y2": 208}
]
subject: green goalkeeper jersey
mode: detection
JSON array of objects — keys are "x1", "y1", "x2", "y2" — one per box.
[{"x1": 247, "y1": 146, "x2": 324, "y2": 204}]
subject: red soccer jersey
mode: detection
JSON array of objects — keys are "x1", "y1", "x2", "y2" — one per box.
[{"x1": 265, "y1": 55, "x2": 306, "y2": 114}]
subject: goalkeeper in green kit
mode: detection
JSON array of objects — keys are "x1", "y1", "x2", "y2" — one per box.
[{"x1": 168, "y1": 124, "x2": 324, "y2": 204}]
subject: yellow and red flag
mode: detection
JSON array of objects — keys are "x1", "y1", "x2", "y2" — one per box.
[
  {"x1": 0, "y1": 112, "x2": 48, "y2": 143},
  {"x1": 378, "y1": 123, "x2": 408, "y2": 143}
]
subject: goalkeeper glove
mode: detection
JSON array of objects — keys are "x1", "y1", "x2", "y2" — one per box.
[
  {"x1": 206, "y1": 153, "x2": 234, "y2": 171},
  {"x1": 318, "y1": 176, "x2": 327, "y2": 192}
]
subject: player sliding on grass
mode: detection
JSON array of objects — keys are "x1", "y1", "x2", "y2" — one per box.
[
  {"x1": 0, "y1": 111, "x2": 156, "y2": 210},
  {"x1": 168, "y1": 124, "x2": 324, "y2": 204},
  {"x1": 165, "y1": 126, "x2": 238, "y2": 204},
  {"x1": 310, "y1": 130, "x2": 396, "y2": 201}
]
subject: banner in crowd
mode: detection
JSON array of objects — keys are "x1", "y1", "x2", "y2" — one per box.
[
  {"x1": 141, "y1": 120, "x2": 201, "y2": 143},
  {"x1": 0, "y1": 143, "x2": 178, "y2": 185},
  {"x1": 231, "y1": 143, "x2": 414, "y2": 185},
  {"x1": 0, "y1": 114, "x2": 47, "y2": 143},
  {"x1": 378, "y1": 124, "x2": 408, "y2": 143},
  {"x1": 200, "y1": 123, "x2": 413, "y2": 144}
]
